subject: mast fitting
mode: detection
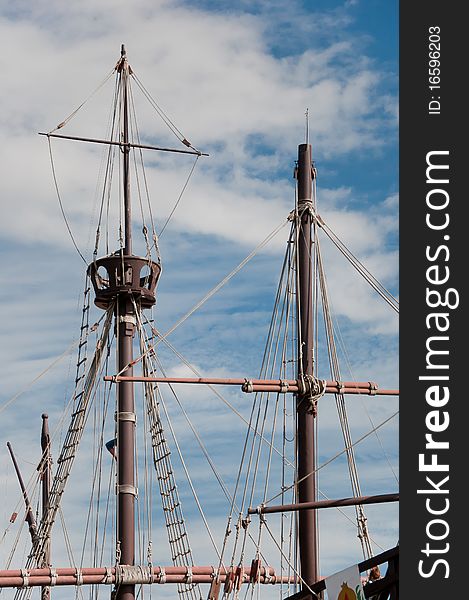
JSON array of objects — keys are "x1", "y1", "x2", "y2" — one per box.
[
  {"x1": 88, "y1": 255, "x2": 160, "y2": 310},
  {"x1": 116, "y1": 411, "x2": 136, "y2": 423},
  {"x1": 117, "y1": 484, "x2": 138, "y2": 497},
  {"x1": 119, "y1": 315, "x2": 137, "y2": 325}
]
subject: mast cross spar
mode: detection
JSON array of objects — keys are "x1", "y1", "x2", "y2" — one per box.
[{"x1": 103, "y1": 375, "x2": 399, "y2": 396}]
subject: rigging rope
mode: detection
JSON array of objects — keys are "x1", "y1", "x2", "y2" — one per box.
[
  {"x1": 93, "y1": 74, "x2": 120, "y2": 259},
  {"x1": 157, "y1": 382, "x2": 224, "y2": 566},
  {"x1": 138, "y1": 325, "x2": 287, "y2": 591},
  {"x1": 135, "y1": 314, "x2": 201, "y2": 600},
  {"x1": 150, "y1": 332, "x2": 296, "y2": 472},
  {"x1": 216, "y1": 223, "x2": 301, "y2": 596},
  {"x1": 48, "y1": 69, "x2": 115, "y2": 134},
  {"x1": 46, "y1": 137, "x2": 88, "y2": 264},
  {"x1": 128, "y1": 82, "x2": 161, "y2": 263},
  {"x1": 316, "y1": 234, "x2": 373, "y2": 559},
  {"x1": 9, "y1": 320, "x2": 112, "y2": 600},
  {"x1": 117, "y1": 218, "x2": 289, "y2": 376},
  {"x1": 1, "y1": 324, "x2": 103, "y2": 571},
  {"x1": 265, "y1": 409, "x2": 399, "y2": 506},
  {"x1": 138, "y1": 314, "x2": 273, "y2": 572},
  {"x1": 0, "y1": 306, "x2": 104, "y2": 417},
  {"x1": 262, "y1": 521, "x2": 316, "y2": 599},
  {"x1": 328, "y1": 298, "x2": 399, "y2": 487},
  {"x1": 25, "y1": 308, "x2": 114, "y2": 572},
  {"x1": 158, "y1": 156, "x2": 200, "y2": 239},
  {"x1": 317, "y1": 215, "x2": 399, "y2": 313},
  {"x1": 130, "y1": 73, "x2": 200, "y2": 153}
]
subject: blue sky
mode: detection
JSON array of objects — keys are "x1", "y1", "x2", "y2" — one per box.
[{"x1": 0, "y1": 0, "x2": 398, "y2": 593}]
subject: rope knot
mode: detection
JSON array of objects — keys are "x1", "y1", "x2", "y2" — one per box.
[
  {"x1": 20, "y1": 569, "x2": 29, "y2": 588},
  {"x1": 158, "y1": 567, "x2": 166, "y2": 584},
  {"x1": 184, "y1": 566, "x2": 193, "y2": 585},
  {"x1": 299, "y1": 375, "x2": 326, "y2": 415},
  {"x1": 298, "y1": 200, "x2": 314, "y2": 217},
  {"x1": 242, "y1": 378, "x2": 254, "y2": 393}
]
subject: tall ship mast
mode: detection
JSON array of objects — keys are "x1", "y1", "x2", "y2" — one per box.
[{"x1": 1, "y1": 46, "x2": 399, "y2": 600}]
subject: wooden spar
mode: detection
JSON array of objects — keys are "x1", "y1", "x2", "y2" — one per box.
[
  {"x1": 295, "y1": 143, "x2": 318, "y2": 593},
  {"x1": 38, "y1": 133, "x2": 208, "y2": 156},
  {"x1": 0, "y1": 566, "x2": 295, "y2": 588},
  {"x1": 103, "y1": 375, "x2": 399, "y2": 396},
  {"x1": 116, "y1": 45, "x2": 136, "y2": 600},
  {"x1": 248, "y1": 493, "x2": 399, "y2": 515},
  {"x1": 6, "y1": 442, "x2": 37, "y2": 544}
]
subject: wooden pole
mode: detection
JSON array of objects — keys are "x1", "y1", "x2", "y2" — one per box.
[
  {"x1": 116, "y1": 44, "x2": 136, "y2": 600},
  {"x1": 296, "y1": 143, "x2": 319, "y2": 594}
]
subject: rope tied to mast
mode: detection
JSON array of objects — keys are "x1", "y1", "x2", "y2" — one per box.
[{"x1": 297, "y1": 375, "x2": 326, "y2": 416}]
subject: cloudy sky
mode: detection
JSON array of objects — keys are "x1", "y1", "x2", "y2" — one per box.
[{"x1": 0, "y1": 0, "x2": 398, "y2": 595}]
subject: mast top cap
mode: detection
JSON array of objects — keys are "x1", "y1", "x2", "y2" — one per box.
[{"x1": 121, "y1": 44, "x2": 126, "y2": 57}]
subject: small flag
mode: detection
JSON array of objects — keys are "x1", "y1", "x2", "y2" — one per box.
[
  {"x1": 105, "y1": 438, "x2": 117, "y2": 459},
  {"x1": 325, "y1": 565, "x2": 364, "y2": 600}
]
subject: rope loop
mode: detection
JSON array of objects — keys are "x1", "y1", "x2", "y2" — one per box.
[
  {"x1": 242, "y1": 378, "x2": 254, "y2": 393},
  {"x1": 263, "y1": 565, "x2": 277, "y2": 584},
  {"x1": 298, "y1": 200, "x2": 314, "y2": 217},
  {"x1": 335, "y1": 380, "x2": 345, "y2": 394},
  {"x1": 20, "y1": 569, "x2": 29, "y2": 588},
  {"x1": 158, "y1": 566, "x2": 166, "y2": 584},
  {"x1": 184, "y1": 566, "x2": 193, "y2": 585}
]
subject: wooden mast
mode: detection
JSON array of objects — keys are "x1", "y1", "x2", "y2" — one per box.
[
  {"x1": 296, "y1": 142, "x2": 319, "y2": 595},
  {"x1": 85, "y1": 45, "x2": 161, "y2": 597},
  {"x1": 115, "y1": 44, "x2": 136, "y2": 600}
]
